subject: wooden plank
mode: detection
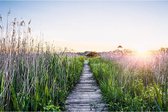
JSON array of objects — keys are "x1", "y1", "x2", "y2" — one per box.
[{"x1": 65, "y1": 60, "x2": 108, "y2": 111}]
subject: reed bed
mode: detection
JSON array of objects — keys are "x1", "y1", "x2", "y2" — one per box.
[
  {"x1": 89, "y1": 53, "x2": 168, "y2": 111},
  {"x1": 0, "y1": 15, "x2": 84, "y2": 111}
]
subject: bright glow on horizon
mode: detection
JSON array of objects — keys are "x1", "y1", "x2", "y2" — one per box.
[
  {"x1": 0, "y1": 1, "x2": 168, "y2": 52},
  {"x1": 135, "y1": 45, "x2": 150, "y2": 54}
]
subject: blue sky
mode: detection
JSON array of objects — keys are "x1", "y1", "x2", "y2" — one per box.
[{"x1": 0, "y1": 1, "x2": 168, "y2": 51}]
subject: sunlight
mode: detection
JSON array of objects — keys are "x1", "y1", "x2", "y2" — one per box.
[
  {"x1": 133, "y1": 46, "x2": 153, "y2": 65},
  {"x1": 135, "y1": 46, "x2": 151, "y2": 57},
  {"x1": 136, "y1": 46, "x2": 149, "y2": 53},
  {"x1": 136, "y1": 51, "x2": 148, "y2": 58}
]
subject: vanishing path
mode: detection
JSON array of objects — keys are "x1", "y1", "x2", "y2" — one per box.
[{"x1": 65, "y1": 60, "x2": 108, "y2": 112}]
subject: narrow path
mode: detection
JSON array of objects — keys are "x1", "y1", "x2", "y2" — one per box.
[{"x1": 65, "y1": 60, "x2": 108, "y2": 112}]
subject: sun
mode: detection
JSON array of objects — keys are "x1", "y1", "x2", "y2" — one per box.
[
  {"x1": 134, "y1": 46, "x2": 152, "y2": 59},
  {"x1": 136, "y1": 46, "x2": 150, "y2": 55}
]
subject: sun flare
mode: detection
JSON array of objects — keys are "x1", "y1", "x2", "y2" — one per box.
[
  {"x1": 133, "y1": 46, "x2": 152, "y2": 61},
  {"x1": 135, "y1": 46, "x2": 151, "y2": 56}
]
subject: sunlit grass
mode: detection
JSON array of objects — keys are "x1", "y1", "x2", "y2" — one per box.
[
  {"x1": 0, "y1": 16, "x2": 84, "y2": 111},
  {"x1": 89, "y1": 56, "x2": 168, "y2": 111}
]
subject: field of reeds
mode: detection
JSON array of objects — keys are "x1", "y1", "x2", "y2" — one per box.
[
  {"x1": 0, "y1": 15, "x2": 84, "y2": 111},
  {"x1": 1, "y1": 12, "x2": 168, "y2": 111},
  {"x1": 89, "y1": 52, "x2": 168, "y2": 111}
]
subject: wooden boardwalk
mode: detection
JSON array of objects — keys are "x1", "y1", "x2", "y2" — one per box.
[{"x1": 65, "y1": 60, "x2": 108, "y2": 112}]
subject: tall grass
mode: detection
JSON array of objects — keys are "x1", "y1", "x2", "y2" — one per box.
[
  {"x1": 0, "y1": 14, "x2": 84, "y2": 111},
  {"x1": 90, "y1": 57, "x2": 168, "y2": 111}
]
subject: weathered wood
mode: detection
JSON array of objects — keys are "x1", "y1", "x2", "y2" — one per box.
[{"x1": 65, "y1": 60, "x2": 108, "y2": 112}]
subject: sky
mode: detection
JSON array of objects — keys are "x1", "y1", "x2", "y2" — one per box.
[{"x1": 0, "y1": 0, "x2": 168, "y2": 52}]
